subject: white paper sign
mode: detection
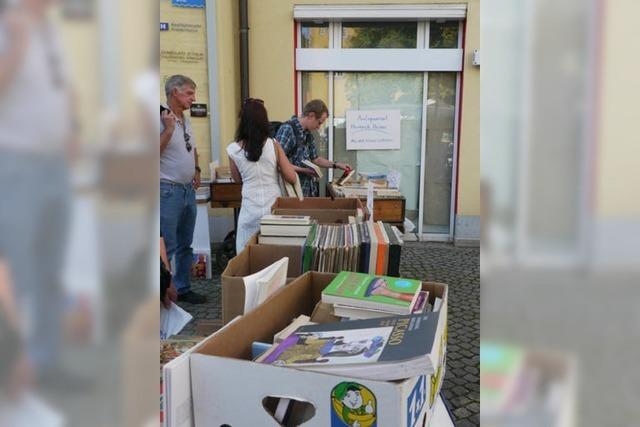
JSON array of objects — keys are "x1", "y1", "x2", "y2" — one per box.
[{"x1": 346, "y1": 110, "x2": 401, "y2": 150}]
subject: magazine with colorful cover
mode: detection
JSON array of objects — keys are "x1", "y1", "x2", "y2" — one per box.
[
  {"x1": 321, "y1": 271, "x2": 422, "y2": 314},
  {"x1": 257, "y1": 312, "x2": 440, "y2": 381}
]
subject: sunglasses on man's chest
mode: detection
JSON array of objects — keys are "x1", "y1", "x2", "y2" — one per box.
[{"x1": 177, "y1": 120, "x2": 192, "y2": 152}]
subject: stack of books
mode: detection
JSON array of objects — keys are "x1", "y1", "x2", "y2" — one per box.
[
  {"x1": 302, "y1": 221, "x2": 402, "y2": 275},
  {"x1": 301, "y1": 223, "x2": 361, "y2": 273},
  {"x1": 258, "y1": 215, "x2": 313, "y2": 246},
  {"x1": 255, "y1": 310, "x2": 442, "y2": 381},
  {"x1": 321, "y1": 271, "x2": 426, "y2": 320},
  {"x1": 360, "y1": 221, "x2": 402, "y2": 276},
  {"x1": 334, "y1": 185, "x2": 403, "y2": 198}
]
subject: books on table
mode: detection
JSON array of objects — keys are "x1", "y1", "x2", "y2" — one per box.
[
  {"x1": 335, "y1": 168, "x2": 355, "y2": 186},
  {"x1": 256, "y1": 311, "x2": 441, "y2": 381},
  {"x1": 321, "y1": 271, "x2": 421, "y2": 315}
]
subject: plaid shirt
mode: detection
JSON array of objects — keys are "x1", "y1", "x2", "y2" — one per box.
[{"x1": 275, "y1": 116, "x2": 319, "y2": 197}]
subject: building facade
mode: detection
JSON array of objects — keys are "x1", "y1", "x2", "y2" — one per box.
[{"x1": 160, "y1": 0, "x2": 480, "y2": 244}]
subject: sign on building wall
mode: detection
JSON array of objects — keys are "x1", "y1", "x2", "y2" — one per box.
[
  {"x1": 172, "y1": 0, "x2": 205, "y2": 8},
  {"x1": 346, "y1": 110, "x2": 401, "y2": 150},
  {"x1": 160, "y1": 0, "x2": 212, "y2": 173}
]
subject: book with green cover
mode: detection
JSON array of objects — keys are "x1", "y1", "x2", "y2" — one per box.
[
  {"x1": 302, "y1": 223, "x2": 318, "y2": 273},
  {"x1": 321, "y1": 271, "x2": 421, "y2": 314}
]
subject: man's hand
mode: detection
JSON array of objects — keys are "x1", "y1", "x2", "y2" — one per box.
[
  {"x1": 301, "y1": 167, "x2": 319, "y2": 177},
  {"x1": 6, "y1": 9, "x2": 30, "y2": 47},
  {"x1": 193, "y1": 170, "x2": 201, "y2": 189},
  {"x1": 163, "y1": 283, "x2": 178, "y2": 309},
  {"x1": 8, "y1": 353, "x2": 34, "y2": 400},
  {"x1": 335, "y1": 162, "x2": 351, "y2": 171},
  {"x1": 161, "y1": 110, "x2": 177, "y2": 133}
]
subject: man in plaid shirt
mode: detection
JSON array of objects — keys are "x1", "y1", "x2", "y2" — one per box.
[{"x1": 275, "y1": 99, "x2": 351, "y2": 197}]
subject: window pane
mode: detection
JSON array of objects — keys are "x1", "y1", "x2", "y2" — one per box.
[
  {"x1": 301, "y1": 22, "x2": 329, "y2": 48},
  {"x1": 429, "y1": 20, "x2": 459, "y2": 48},
  {"x1": 342, "y1": 22, "x2": 417, "y2": 48},
  {"x1": 333, "y1": 72, "x2": 423, "y2": 222},
  {"x1": 301, "y1": 72, "x2": 329, "y2": 108},
  {"x1": 422, "y1": 72, "x2": 457, "y2": 233}
]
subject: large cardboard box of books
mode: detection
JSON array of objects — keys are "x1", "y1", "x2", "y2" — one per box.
[
  {"x1": 191, "y1": 272, "x2": 448, "y2": 427},
  {"x1": 221, "y1": 240, "x2": 303, "y2": 324},
  {"x1": 271, "y1": 197, "x2": 369, "y2": 224}
]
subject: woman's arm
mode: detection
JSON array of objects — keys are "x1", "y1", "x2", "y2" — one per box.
[
  {"x1": 275, "y1": 143, "x2": 298, "y2": 184},
  {"x1": 229, "y1": 157, "x2": 242, "y2": 183}
]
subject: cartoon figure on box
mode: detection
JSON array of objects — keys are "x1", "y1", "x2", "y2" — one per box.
[
  {"x1": 429, "y1": 324, "x2": 448, "y2": 408},
  {"x1": 331, "y1": 382, "x2": 377, "y2": 427},
  {"x1": 270, "y1": 333, "x2": 384, "y2": 365}
]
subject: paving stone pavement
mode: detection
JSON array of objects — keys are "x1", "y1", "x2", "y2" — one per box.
[{"x1": 177, "y1": 241, "x2": 480, "y2": 426}]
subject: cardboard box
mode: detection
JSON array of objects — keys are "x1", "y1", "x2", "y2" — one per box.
[
  {"x1": 194, "y1": 319, "x2": 223, "y2": 336},
  {"x1": 221, "y1": 242, "x2": 303, "y2": 324},
  {"x1": 191, "y1": 272, "x2": 448, "y2": 427},
  {"x1": 271, "y1": 197, "x2": 369, "y2": 224},
  {"x1": 162, "y1": 317, "x2": 241, "y2": 427}
]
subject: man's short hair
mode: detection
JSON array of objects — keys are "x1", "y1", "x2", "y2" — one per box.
[
  {"x1": 165, "y1": 74, "x2": 196, "y2": 99},
  {"x1": 303, "y1": 99, "x2": 328, "y2": 118}
]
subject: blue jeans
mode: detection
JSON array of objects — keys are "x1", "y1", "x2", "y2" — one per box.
[
  {"x1": 160, "y1": 181, "x2": 196, "y2": 295},
  {"x1": 0, "y1": 150, "x2": 70, "y2": 371}
]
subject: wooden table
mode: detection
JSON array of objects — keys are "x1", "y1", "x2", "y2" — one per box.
[
  {"x1": 327, "y1": 182, "x2": 406, "y2": 231},
  {"x1": 209, "y1": 180, "x2": 242, "y2": 208},
  {"x1": 209, "y1": 180, "x2": 242, "y2": 268}
]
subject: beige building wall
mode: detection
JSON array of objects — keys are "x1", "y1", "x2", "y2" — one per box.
[
  {"x1": 597, "y1": 0, "x2": 640, "y2": 217},
  {"x1": 241, "y1": 0, "x2": 480, "y2": 218},
  {"x1": 455, "y1": 0, "x2": 480, "y2": 217},
  {"x1": 57, "y1": 13, "x2": 100, "y2": 144},
  {"x1": 214, "y1": 0, "x2": 241, "y2": 163}
]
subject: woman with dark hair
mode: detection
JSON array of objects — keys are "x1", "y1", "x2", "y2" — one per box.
[{"x1": 227, "y1": 99, "x2": 297, "y2": 253}]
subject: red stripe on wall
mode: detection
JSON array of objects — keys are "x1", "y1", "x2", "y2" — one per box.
[{"x1": 293, "y1": 22, "x2": 299, "y2": 115}]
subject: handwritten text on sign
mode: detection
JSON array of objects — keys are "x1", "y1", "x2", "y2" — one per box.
[{"x1": 346, "y1": 110, "x2": 401, "y2": 150}]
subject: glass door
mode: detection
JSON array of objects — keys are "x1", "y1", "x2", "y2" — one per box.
[
  {"x1": 332, "y1": 72, "x2": 425, "y2": 224},
  {"x1": 422, "y1": 72, "x2": 457, "y2": 235}
]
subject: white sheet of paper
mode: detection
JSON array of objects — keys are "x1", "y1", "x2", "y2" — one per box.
[
  {"x1": 242, "y1": 257, "x2": 288, "y2": 313},
  {"x1": 0, "y1": 394, "x2": 63, "y2": 427},
  {"x1": 160, "y1": 302, "x2": 193, "y2": 340},
  {"x1": 387, "y1": 169, "x2": 401, "y2": 189}
]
